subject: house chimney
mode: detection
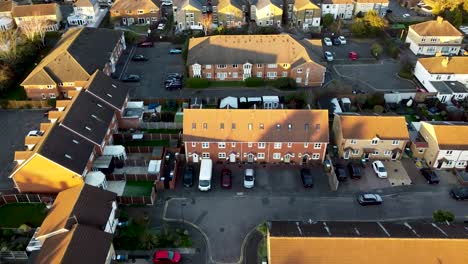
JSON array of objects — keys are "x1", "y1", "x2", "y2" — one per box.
[
  {"x1": 441, "y1": 57, "x2": 450, "y2": 67},
  {"x1": 435, "y1": 51, "x2": 442, "y2": 57},
  {"x1": 436, "y1": 16, "x2": 443, "y2": 24}
]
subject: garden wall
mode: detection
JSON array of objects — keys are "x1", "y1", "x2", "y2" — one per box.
[
  {"x1": 0, "y1": 194, "x2": 54, "y2": 206},
  {"x1": 117, "y1": 187, "x2": 156, "y2": 206}
]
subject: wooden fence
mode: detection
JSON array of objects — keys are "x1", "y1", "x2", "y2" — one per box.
[
  {"x1": 106, "y1": 173, "x2": 159, "y2": 181},
  {"x1": 117, "y1": 187, "x2": 156, "y2": 206},
  {"x1": 4, "y1": 100, "x2": 50, "y2": 109},
  {"x1": 139, "y1": 122, "x2": 183, "y2": 129},
  {"x1": 0, "y1": 251, "x2": 28, "y2": 263},
  {"x1": 113, "y1": 133, "x2": 181, "y2": 143},
  {"x1": 0, "y1": 193, "x2": 54, "y2": 206},
  {"x1": 123, "y1": 159, "x2": 152, "y2": 167},
  {"x1": 125, "y1": 146, "x2": 154, "y2": 153}
]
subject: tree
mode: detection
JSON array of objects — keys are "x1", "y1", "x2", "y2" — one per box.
[
  {"x1": 350, "y1": 18, "x2": 367, "y2": 37},
  {"x1": 444, "y1": 7, "x2": 463, "y2": 27},
  {"x1": 433, "y1": 209, "x2": 455, "y2": 223},
  {"x1": 0, "y1": 63, "x2": 13, "y2": 92},
  {"x1": 0, "y1": 29, "x2": 19, "y2": 64},
  {"x1": 370, "y1": 43, "x2": 383, "y2": 58},
  {"x1": 322, "y1": 14, "x2": 334, "y2": 28},
  {"x1": 18, "y1": 16, "x2": 50, "y2": 46},
  {"x1": 364, "y1": 10, "x2": 385, "y2": 34},
  {"x1": 201, "y1": 13, "x2": 213, "y2": 36}
]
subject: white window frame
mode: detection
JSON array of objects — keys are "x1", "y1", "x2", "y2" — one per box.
[
  {"x1": 274, "y1": 143, "x2": 282, "y2": 149},
  {"x1": 257, "y1": 153, "x2": 265, "y2": 159},
  {"x1": 392, "y1": 140, "x2": 399, "y2": 145},
  {"x1": 218, "y1": 142, "x2": 226, "y2": 148},
  {"x1": 312, "y1": 153, "x2": 320, "y2": 159},
  {"x1": 297, "y1": 68, "x2": 303, "y2": 73},
  {"x1": 191, "y1": 142, "x2": 196, "y2": 147},
  {"x1": 231, "y1": 142, "x2": 236, "y2": 147},
  {"x1": 371, "y1": 139, "x2": 378, "y2": 145},
  {"x1": 446, "y1": 150, "x2": 453, "y2": 155},
  {"x1": 304, "y1": 143, "x2": 309, "y2": 148},
  {"x1": 373, "y1": 151, "x2": 379, "y2": 155},
  {"x1": 287, "y1": 142, "x2": 292, "y2": 148},
  {"x1": 350, "y1": 139, "x2": 357, "y2": 144},
  {"x1": 248, "y1": 142, "x2": 253, "y2": 148},
  {"x1": 258, "y1": 142, "x2": 266, "y2": 149},
  {"x1": 206, "y1": 64, "x2": 212, "y2": 69},
  {"x1": 257, "y1": 64, "x2": 262, "y2": 68},
  {"x1": 384, "y1": 150, "x2": 391, "y2": 156},
  {"x1": 202, "y1": 152, "x2": 210, "y2": 158},
  {"x1": 314, "y1": 143, "x2": 321, "y2": 149},
  {"x1": 267, "y1": 64, "x2": 277, "y2": 68},
  {"x1": 49, "y1": 93, "x2": 56, "y2": 99},
  {"x1": 256, "y1": 72, "x2": 262, "y2": 77},
  {"x1": 351, "y1": 149, "x2": 359, "y2": 155},
  {"x1": 218, "y1": 152, "x2": 226, "y2": 158},
  {"x1": 273, "y1": 153, "x2": 281, "y2": 159},
  {"x1": 217, "y1": 64, "x2": 227, "y2": 69},
  {"x1": 202, "y1": 142, "x2": 209, "y2": 148}
]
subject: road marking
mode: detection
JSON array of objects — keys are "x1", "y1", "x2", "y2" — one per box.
[{"x1": 236, "y1": 192, "x2": 244, "y2": 196}]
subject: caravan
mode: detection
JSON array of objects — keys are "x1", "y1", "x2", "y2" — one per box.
[{"x1": 198, "y1": 159, "x2": 213, "y2": 191}]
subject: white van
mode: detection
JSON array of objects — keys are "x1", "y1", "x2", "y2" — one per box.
[{"x1": 198, "y1": 158, "x2": 212, "y2": 191}]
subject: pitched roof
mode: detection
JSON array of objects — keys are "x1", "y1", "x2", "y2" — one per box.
[
  {"x1": 111, "y1": 0, "x2": 159, "y2": 11},
  {"x1": 173, "y1": 0, "x2": 203, "y2": 10},
  {"x1": 269, "y1": 221, "x2": 468, "y2": 264},
  {"x1": 38, "y1": 125, "x2": 95, "y2": 175},
  {"x1": 183, "y1": 109, "x2": 329, "y2": 142},
  {"x1": 37, "y1": 184, "x2": 116, "y2": 238},
  {"x1": 84, "y1": 70, "x2": 129, "y2": 111},
  {"x1": 418, "y1": 56, "x2": 468, "y2": 74},
  {"x1": 421, "y1": 121, "x2": 468, "y2": 150},
  {"x1": 254, "y1": 0, "x2": 282, "y2": 9},
  {"x1": 322, "y1": 0, "x2": 353, "y2": 4},
  {"x1": 293, "y1": 0, "x2": 320, "y2": 10},
  {"x1": 21, "y1": 27, "x2": 122, "y2": 86},
  {"x1": 188, "y1": 34, "x2": 321, "y2": 67},
  {"x1": 12, "y1": 3, "x2": 57, "y2": 17},
  {"x1": 74, "y1": 0, "x2": 98, "y2": 8},
  {"x1": 218, "y1": 0, "x2": 243, "y2": 10},
  {"x1": 336, "y1": 114, "x2": 410, "y2": 140},
  {"x1": 410, "y1": 17, "x2": 463, "y2": 37},
  {"x1": 0, "y1": 1, "x2": 13, "y2": 13},
  {"x1": 60, "y1": 91, "x2": 115, "y2": 146},
  {"x1": 36, "y1": 224, "x2": 113, "y2": 264}
]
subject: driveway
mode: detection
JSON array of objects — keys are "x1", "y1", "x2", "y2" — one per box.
[
  {"x1": 0, "y1": 110, "x2": 46, "y2": 190},
  {"x1": 333, "y1": 60, "x2": 416, "y2": 92}
]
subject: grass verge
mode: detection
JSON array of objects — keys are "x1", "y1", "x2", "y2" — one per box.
[
  {"x1": 123, "y1": 181, "x2": 154, "y2": 196},
  {"x1": 0, "y1": 203, "x2": 47, "y2": 228}
]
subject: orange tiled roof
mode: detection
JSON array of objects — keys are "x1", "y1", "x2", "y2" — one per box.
[
  {"x1": 337, "y1": 114, "x2": 409, "y2": 140},
  {"x1": 422, "y1": 122, "x2": 468, "y2": 149},
  {"x1": 183, "y1": 109, "x2": 329, "y2": 143},
  {"x1": 410, "y1": 18, "x2": 463, "y2": 37},
  {"x1": 418, "y1": 56, "x2": 468, "y2": 74}
]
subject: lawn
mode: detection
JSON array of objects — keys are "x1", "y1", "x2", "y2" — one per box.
[
  {"x1": 174, "y1": 112, "x2": 183, "y2": 123},
  {"x1": 0, "y1": 203, "x2": 47, "y2": 228},
  {"x1": 123, "y1": 140, "x2": 170, "y2": 147},
  {"x1": 128, "y1": 24, "x2": 150, "y2": 34},
  {"x1": 123, "y1": 181, "x2": 154, "y2": 196}
]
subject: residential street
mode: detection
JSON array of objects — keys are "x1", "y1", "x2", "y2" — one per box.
[{"x1": 163, "y1": 185, "x2": 467, "y2": 264}]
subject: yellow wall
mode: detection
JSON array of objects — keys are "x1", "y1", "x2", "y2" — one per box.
[
  {"x1": 419, "y1": 123, "x2": 440, "y2": 166},
  {"x1": 12, "y1": 154, "x2": 84, "y2": 193}
]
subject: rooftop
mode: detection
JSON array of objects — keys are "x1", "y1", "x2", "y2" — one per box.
[
  {"x1": 410, "y1": 17, "x2": 463, "y2": 37},
  {"x1": 111, "y1": 0, "x2": 159, "y2": 11},
  {"x1": 431, "y1": 81, "x2": 468, "y2": 94},
  {"x1": 84, "y1": 70, "x2": 129, "y2": 111},
  {"x1": 12, "y1": 3, "x2": 57, "y2": 17},
  {"x1": 421, "y1": 121, "x2": 468, "y2": 149},
  {"x1": 418, "y1": 56, "x2": 468, "y2": 75}
]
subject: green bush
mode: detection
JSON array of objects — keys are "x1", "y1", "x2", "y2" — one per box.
[
  {"x1": 244, "y1": 77, "x2": 264, "y2": 87},
  {"x1": 370, "y1": 43, "x2": 383, "y2": 58},
  {"x1": 373, "y1": 105, "x2": 385, "y2": 113},
  {"x1": 124, "y1": 31, "x2": 139, "y2": 44},
  {"x1": 47, "y1": 98, "x2": 56, "y2": 107},
  {"x1": 186, "y1": 78, "x2": 209, "y2": 88},
  {"x1": 388, "y1": 44, "x2": 400, "y2": 59},
  {"x1": 272, "y1": 77, "x2": 297, "y2": 90},
  {"x1": 433, "y1": 210, "x2": 455, "y2": 223}
]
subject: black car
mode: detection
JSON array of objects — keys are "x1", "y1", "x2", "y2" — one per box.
[
  {"x1": 450, "y1": 187, "x2": 468, "y2": 200},
  {"x1": 335, "y1": 165, "x2": 347, "y2": 181},
  {"x1": 166, "y1": 80, "x2": 182, "y2": 90},
  {"x1": 421, "y1": 168, "x2": 440, "y2": 184},
  {"x1": 183, "y1": 166, "x2": 195, "y2": 187},
  {"x1": 357, "y1": 193, "x2": 383, "y2": 206},
  {"x1": 122, "y1": 74, "x2": 140, "y2": 82},
  {"x1": 132, "y1": 55, "x2": 148, "y2": 61},
  {"x1": 332, "y1": 37, "x2": 341, "y2": 46},
  {"x1": 300, "y1": 168, "x2": 314, "y2": 188},
  {"x1": 164, "y1": 73, "x2": 182, "y2": 86},
  {"x1": 347, "y1": 163, "x2": 362, "y2": 179}
]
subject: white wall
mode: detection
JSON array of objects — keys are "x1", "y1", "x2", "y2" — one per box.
[{"x1": 322, "y1": 4, "x2": 353, "y2": 19}]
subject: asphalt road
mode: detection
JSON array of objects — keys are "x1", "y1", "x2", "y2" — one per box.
[{"x1": 164, "y1": 185, "x2": 467, "y2": 264}]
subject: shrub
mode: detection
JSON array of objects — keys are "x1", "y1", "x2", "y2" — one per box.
[
  {"x1": 388, "y1": 44, "x2": 400, "y2": 59},
  {"x1": 47, "y1": 98, "x2": 56, "y2": 107},
  {"x1": 322, "y1": 14, "x2": 334, "y2": 28},
  {"x1": 124, "y1": 31, "x2": 139, "y2": 44},
  {"x1": 272, "y1": 77, "x2": 297, "y2": 90},
  {"x1": 370, "y1": 43, "x2": 383, "y2": 58},
  {"x1": 373, "y1": 105, "x2": 385, "y2": 113},
  {"x1": 244, "y1": 77, "x2": 264, "y2": 87},
  {"x1": 0, "y1": 99, "x2": 9, "y2": 109},
  {"x1": 366, "y1": 93, "x2": 385, "y2": 108},
  {"x1": 433, "y1": 210, "x2": 455, "y2": 223},
  {"x1": 185, "y1": 78, "x2": 209, "y2": 88}
]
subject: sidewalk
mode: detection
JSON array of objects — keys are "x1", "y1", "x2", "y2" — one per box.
[{"x1": 244, "y1": 230, "x2": 263, "y2": 264}]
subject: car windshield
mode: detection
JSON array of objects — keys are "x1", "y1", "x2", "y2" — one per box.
[
  {"x1": 304, "y1": 176, "x2": 313, "y2": 184},
  {"x1": 167, "y1": 251, "x2": 174, "y2": 260},
  {"x1": 245, "y1": 175, "x2": 254, "y2": 181},
  {"x1": 363, "y1": 194, "x2": 376, "y2": 200},
  {"x1": 378, "y1": 167, "x2": 386, "y2": 172},
  {"x1": 184, "y1": 172, "x2": 192, "y2": 180},
  {"x1": 199, "y1": 180, "x2": 210, "y2": 187}
]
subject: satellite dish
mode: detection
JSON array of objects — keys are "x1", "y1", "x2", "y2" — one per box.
[{"x1": 406, "y1": 99, "x2": 413, "y2": 107}]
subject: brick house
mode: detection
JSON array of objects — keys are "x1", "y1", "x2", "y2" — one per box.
[
  {"x1": 12, "y1": 3, "x2": 62, "y2": 31},
  {"x1": 332, "y1": 113, "x2": 410, "y2": 160},
  {"x1": 111, "y1": 0, "x2": 160, "y2": 25},
  {"x1": 183, "y1": 109, "x2": 329, "y2": 164},
  {"x1": 418, "y1": 121, "x2": 468, "y2": 170},
  {"x1": 187, "y1": 34, "x2": 326, "y2": 87},
  {"x1": 405, "y1": 17, "x2": 463, "y2": 56},
  {"x1": 21, "y1": 27, "x2": 126, "y2": 100},
  {"x1": 287, "y1": 0, "x2": 321, "y2": 31}
]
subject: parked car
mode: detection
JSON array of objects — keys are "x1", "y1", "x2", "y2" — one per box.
[
  {"x1": 300, "y1": 168, "x2": 314, "y2": 188},
  {"x1": 323, "y1": 37, "x2": 332, "y2": 46},
  {"x1": 166, "y1": 80, "x2": 183, "y2": 90},
  {"x1": 122, "y1": 74, "x2": 140, "y2": 82},
  {"x1": 27, "y1": 130, "x2": 43, "y2": 137},
  {"x1": 153, "y1": 250, "x2": 181, "y2": 263},
  {"x1": 348, "y1": 51, "x2": 358, "y2": 61},
  {"x1": 324, "y1": 51, "x2": 333, "y2": 62},
  {"x1": 221, "y1": 168, "x2": 232, "y2": 189},
  {"x1": 402, "y1": 13, "x2": 411, "y2": 18},
  {"x1": 165, "y1": 73, "x2": 182, "y2": 86},
  {"x1": 332, "y1": 37, "x2": 341, "y2": 46},
  {"x1": 161, "y1": 0, "x2": 172, "y2": 6},
  {"x1": 347, "y1": 163, "x2": 362, "y2": 179},
  {"x1": 157, "y1": 23, "x2": 165, "y2": 30},
  {"x1": 357, "y1": 193, "x2": 383, "y2": 206},
  {"x1": 137, "y1": 41, "x2": 153, "y2": 48},
  {"x1": 244, "y1": 168, "x2": 255, "y2": 188},
  {"x1": 421, "y1": 168, "x2": 440, "y2": 184},
  {"x1": 338, "y1": 36, "x2": 346, "y2": 44},
  {"x1": 372, "y1": 161, "x2": 387, "y2": 178},
  {"x1": 169, "y1": 48, "x2": 182, "y2": 54},
  {"x1": 183, "y1": 165, "x2": 195, "y2": 187},
  {"x1": 335, "y1": 165, "x2": 348, "y2": 181},
  {"x1": 450, "y1": 187, "x2": 468, "y2": 200},
  {"x1": 132, "y1": 54, "x2": 148, "y2": 61}
]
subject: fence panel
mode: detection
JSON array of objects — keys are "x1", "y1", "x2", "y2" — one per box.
[{"x1": 138, "y1": 122, "x2": 183, "y2": 130}]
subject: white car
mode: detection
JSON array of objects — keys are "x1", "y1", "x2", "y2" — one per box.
[
  {"x1": 323, "y1": 37, "x2": 332, "y2": 46},
  {"x1": 324, "y1": 51, "x2": 333, "y2": 62},
  {"x1": 244, "y1": 168, "x2": 255, "y2": 188},
  {"x1": 402, "y1": 13, "x2": 411, "y2": 18},
  {"x1": 372, "y1": 161, "x2": 388, "y2": 178},
  {"x1": 161, "y1": 0, "x2": 172, "y2": 5},
  {"x1": 157, "y1": 23, "x2": 165, "y2": 30},
  {"x1": 27, "y1": 130, "x2": 43, "y2": 137},
  {"x1": 338, "y1": 36, "x2": 346, "y2": 44}
]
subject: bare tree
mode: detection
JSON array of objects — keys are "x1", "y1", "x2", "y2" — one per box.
[
  {"x1": 0, "y1": 29, "x2": 19, "y2": 63},
  {"x1": 201, "y1": 13, "x2": 213, "y2": 36},
  {"x1": 18, "y1": 15, "x2": 51, "y2": 46}
]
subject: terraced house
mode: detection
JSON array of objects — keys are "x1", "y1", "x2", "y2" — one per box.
[
  {"x1": 332, "y1": 113, "x2": 410, "y2": 160},
  {"x1": 173, "y1": 0, "x2": 204, "y2": 30},
  {"x1": 353, "y1": 0, "x2": 388, "y2": 16},
  {"x1": 187, "y1": 34, "x2": 326, "y2": 86},
  {"x1": 405, "y1": 16, "x2": 463, "y2": 56},
  {"x1": 21, "y1": 27, "x2": 125, "y2": 100},
  {"x1": 250, "y1": 0, "x2": 282, "y2": 27},
  {"x1": 183, "y1": 109, "x2": 329, "y2": 164},
  {"x1": 111, "y1": 0, "x2": 160, "y2": 25},
  {"x1": 321, "y1": 0, "x2": 354, "y2": 19},
  {"x1": 12, "y1": 3, "x2": 62, "y2": 31},
  {"x1": 287, "y1": 0, "x2": 321, "y2": 30},
  {"x1": 217, "y1": 0, "x2": 246, "y2": 27}
]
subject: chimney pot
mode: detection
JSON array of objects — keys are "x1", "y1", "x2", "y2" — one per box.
[
  {"x1": 441, "y1": 57, "x2": 450, "y2": 67},
  {"x1": 436, "y1": 16, "x2": 443, "y2": 24}
]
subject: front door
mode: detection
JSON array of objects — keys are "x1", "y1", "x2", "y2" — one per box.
[
  {"x1": 364, "y1": 153, "x2": 370, "y2": 160},
  {"x1": 247, "y1": 153, "x2": 254, "y2": 163},
  {"x1": 391, "y1": 152, "x2": 398, "y2": 160},
  {"x1": 229, "y1": 153, "x2": 236, "y2": 163},
  {"x1": 437, "y1": 160, "x2": 443, "y2": 169},
  {"x1": 302, "y1": 155, "x2": 309, "y2": 164},
  {"x1": 192, "y1": 153, "x2": 199, "y2": 163},
  {"x1": 284, "y1": 154, "x2": 291, "y2": 163},
  {"x1": 122, "y1": 18, "x2": 127, "y2": 25},
  {"x1": 344, "y1": 150, "x2": 350, "y2": 159}
]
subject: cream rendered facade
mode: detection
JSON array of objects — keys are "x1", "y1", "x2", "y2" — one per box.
[
  {"x1": 321, "y1": 2, "x2": 354, "y2": 20},
  {"x1": 251, "y1": 3, "x2": 282, "y2": 27},
  {"x1": 68, "y1": 0, "x2": 100, "y2": 26},
  {"x1": 14, "y1": 13, "x2": 62, "y2": 31},
  {"x1": 405, "y1": 27, "x2": 463, "y2": 56}
]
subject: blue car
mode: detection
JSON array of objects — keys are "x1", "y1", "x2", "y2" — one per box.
[{"x1": 169, "y1": 48, "x2": 182, "y2": 54}]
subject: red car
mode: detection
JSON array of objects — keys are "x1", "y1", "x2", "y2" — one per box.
[
  {"x1": 153, "y1": 250, "x2": 181, "y2": 263},
  {"x1": 137, "y1": 41, "x2": 154, "y2": 48},
  {"x1": 348, "y1": 51, "x2": 358, "y2": 61},
  {"x1": 221, "y1": 168, "x2": 232, "y2": 189}
]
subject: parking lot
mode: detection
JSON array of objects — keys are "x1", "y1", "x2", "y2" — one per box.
[
  {"x1": 0, "y1": 110, "x2": 45, "y2": 190},
  {"x1": 323, "y1": 38, "x2": 376, "y2": 61},
  {"x1": 122, "y1": 42, "x2": 185, "y2": 98}
]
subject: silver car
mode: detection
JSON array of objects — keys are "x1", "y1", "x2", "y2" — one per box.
[
  {"x1": 244, "y1": 169, "x2": 255, "y2": 188},
  {"x1": 324, "y1": 51, "x2": 333, "y2": 62},
  {"x1": 357, "y1": 193, "x2": 383, "y2": 206}
]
